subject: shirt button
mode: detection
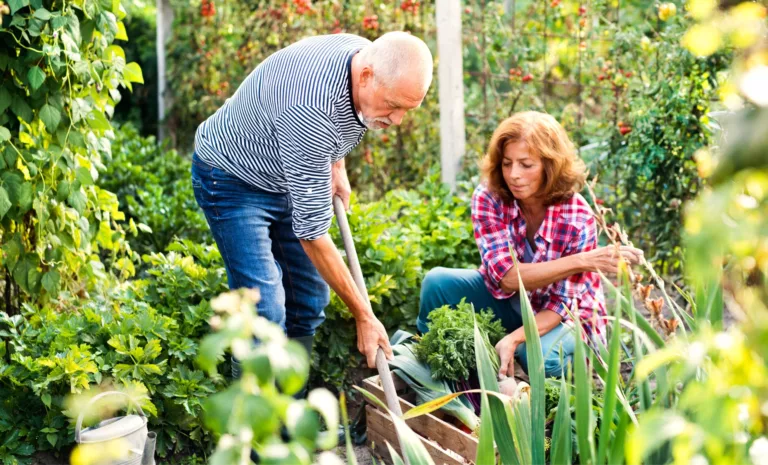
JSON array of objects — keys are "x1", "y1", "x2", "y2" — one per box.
[{"x1": 213, "y1": 181, "x2": 217, "y2": 185}]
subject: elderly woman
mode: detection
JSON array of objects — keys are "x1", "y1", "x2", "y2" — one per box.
[{"x1": 418, "y1": 111, "x2": 642, "y2": 378}]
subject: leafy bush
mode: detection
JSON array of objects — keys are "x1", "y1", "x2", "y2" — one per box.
[
  {"x1": 0, "y1": 239, "x2": 227, "y2": 459},
  {"x1": 0, "y1": 0, "x2": 144, "y2": 309},
  {"x1": 197, "y1": 289, "x2": 342, "y2": 464},
  {"x1": 98, "y1": 124, "x2": 208, "y2": 257},
  {"x1": 415, "y1": 301, "x2": 505, "y2": 382}
]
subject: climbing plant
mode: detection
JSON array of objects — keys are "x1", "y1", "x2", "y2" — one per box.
[{"x1": 0, "y1": 0, "x2": 144, "y2": 312}]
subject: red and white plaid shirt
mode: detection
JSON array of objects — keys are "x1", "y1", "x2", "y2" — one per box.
[{"x1": 471, "y1": 184, "x2": 607, "y2": 345}]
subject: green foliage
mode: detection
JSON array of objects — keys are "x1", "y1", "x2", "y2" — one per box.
[
  {"x1": 312, "y1": 174, "x2": 477, "y2": 390},
  {"x1": 0, "y1": 239, "x2": 227, "y2": 458},
  {"x1": 98, "y1": 124, "x2": 208, "y2": 256},
  {"x1": 0, "y1": 0, "x2": 143, "y2": 308},
  {"x1": 593, "y1": 16, "x2": 729, "y2": 276},
  {"x1": 415, "y1": 301, "x2": 504, "y2": 382},
  {"x1": 198, "y1": 289, "x2": 342, "y2": 465}
]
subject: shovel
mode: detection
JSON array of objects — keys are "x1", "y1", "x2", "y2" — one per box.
[{"x1": 333, "y1": 196, "x2": 409, "y2": 462}]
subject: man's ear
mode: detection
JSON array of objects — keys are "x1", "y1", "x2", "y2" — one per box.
[{"x1": 359, "y1": 66, "x2": 374, "y2": 87}]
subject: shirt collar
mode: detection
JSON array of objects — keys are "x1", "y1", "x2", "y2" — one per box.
[
  {"x1": 347, "y1": 49, "x2": 366, "y2": 129},
  {"x1": 508, "y1": 198, "x2": 562, "y2": 244}
]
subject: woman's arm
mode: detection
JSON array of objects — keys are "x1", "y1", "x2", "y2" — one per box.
[
  {"x1": 495, "y1": 309, "x2": 563, "y2": 377},
  {"x1": 498, "y1": 254, "x2": 585, "y2": 294},
  {"x1": 498, "y1": 245, "x2": 642, "y2": 293}
]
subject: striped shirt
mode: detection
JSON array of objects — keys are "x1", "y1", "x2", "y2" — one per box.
[
  {"x1": 194, "y1": 34, "x2": 370, "y2": 240},
  {"x1": 472, "y1": 184, "x2": 608, "y2": 345}
]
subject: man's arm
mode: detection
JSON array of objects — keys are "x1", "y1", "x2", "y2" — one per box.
[
  {"x1": 331, "y1": 159, "x2": 352, "y2": 211},
  {"x1": 299, "y1": 234, "x2": 392, "y2": 368},
  {"x1": 275, "y1": 106, "x2": 392, "y2": 368}
]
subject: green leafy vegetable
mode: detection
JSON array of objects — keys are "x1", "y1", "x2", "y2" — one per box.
[{"x1": 415, "y1": 300, "x2": 505, "y2": 382}]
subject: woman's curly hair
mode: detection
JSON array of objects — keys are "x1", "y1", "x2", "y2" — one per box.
[{"x1": 480, "y1": 111, "x2": 587, "y2": 205}]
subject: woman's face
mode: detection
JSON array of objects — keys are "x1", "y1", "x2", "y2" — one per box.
[{"x1": 501, "y1": 140, "x2": 545, "y2": 203}]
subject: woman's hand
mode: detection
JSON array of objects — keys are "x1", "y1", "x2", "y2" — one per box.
[
  {"x1": 495, "y1": 332, "x2": 522, "y2": 378},
  {"x1": 580, "y1": 245, "x2": 643, "y2": 274}
]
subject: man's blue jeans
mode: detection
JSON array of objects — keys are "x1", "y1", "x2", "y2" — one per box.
[
  {"x1": 191, "y1": 154, "x2": 328, "y2": 337},
  {"x1": 418, "y1": 267, "x2": 575, "y2": 378}
]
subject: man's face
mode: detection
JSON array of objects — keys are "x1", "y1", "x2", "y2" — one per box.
[{"x1": 358, "y1": 70, "x2": 426, "y2": 131}]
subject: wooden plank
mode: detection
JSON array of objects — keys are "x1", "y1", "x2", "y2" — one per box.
[
  {"x1": 366, "y1": 405, "x2": 469, "y2": 465},
  {"x1": 360, "y1": 376, "x2": 478, "y2": 460},
  {"x1": 435, "y1": 0, "x2": 466, "y2": 191}
]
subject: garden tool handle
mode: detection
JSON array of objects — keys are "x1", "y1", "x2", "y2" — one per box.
[
  {"x1": 75, "y1": 390, "x2": 147, "y2": 443},
  {"x1": 332, "y1": 196, "x2": 404, "y2": 419}
]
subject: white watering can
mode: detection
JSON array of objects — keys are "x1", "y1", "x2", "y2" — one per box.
[{"x1": 75, "y1": 391, "x2": 156, "y2": 465}]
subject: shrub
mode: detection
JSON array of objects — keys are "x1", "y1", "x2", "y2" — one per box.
[
  {"x1": 98, "y1": 124, "x2": 208, "y2": 257},
  {"x1": 0, "y1": 239, "x2": 227, "y2": 459}
]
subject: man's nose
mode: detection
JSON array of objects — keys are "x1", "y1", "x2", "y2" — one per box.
[{"x1": 389, "y1": 109, "x2": 406, "y2": 125}]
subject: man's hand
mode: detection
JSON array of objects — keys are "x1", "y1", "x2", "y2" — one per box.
[
  {"x1": 356, "y1": 315, "x2": 393, "y2": 368},
  {"x1": 495, "y1": 332, "x2": 522, "y2": 378},
  {"x1": 331, "y1": 159, "x2": 351, "y2": 211}
]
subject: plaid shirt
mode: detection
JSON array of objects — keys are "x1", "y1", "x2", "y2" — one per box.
[{"x1": 471, "y1": 184, "x2": 607, "y2": 345}]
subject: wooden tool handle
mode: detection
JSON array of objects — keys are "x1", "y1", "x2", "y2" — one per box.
[{"x1": 332, "y1": 196, "x2": 403, "y2": 418}]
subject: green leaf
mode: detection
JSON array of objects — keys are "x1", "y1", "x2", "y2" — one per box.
[
  {"x1": 551, "y1": 376, "x2": 572, "y2": 465},
  {"x1": 68, "y1": 189, "x2": 87, "y2": 214},
  {"x1": 42, "y1": 270, "x2": 60, "y2": 294},
  {"x1": 11, "y1": 95, "x2": 33, "y2": 122},
  {"x1": 18, "y1": 182, "x2": 33, "y2": 212},
  {"x1": 0, "y1": 186, "x2": 11, "y2": 219},
  {"x1": 46, "y1": 434, "x2": 57, "y2": 447},
  {"x1": 574, "y1": 313, "x2": 596, "y2": 465},
  {"x1": 123, "y1": 62, "x2": 144, "y2": 84},
  {"x1": 27, "y1": 67, "x2": 46, "y2": 91},
  {"x1": 33, "y1": 8, "x2": 51, "y2": 20},
  {"x1": 75, "y1": 167, "x2": 94, "y2": 186},
  {"x1": 115, "y1": 21, "x2": 128, "y2": 41},
  {"x1": 516, "y1": 263, "x2": 546, "y2": 465},
  {"x1": 597, "y1": 286, "x2": 624, "y2": 465},
  {"x1": 475, "y1": 391, "x2": 495, "y2": 465},
  {"x1": 40, "y1": 104, "x2": 61, "y2": 132},
  {"x1": 86, "y1": 110, "x2": 111, "y2": 131},
  {"x1": 7, "y1": 0, "x2": 28, "y2": 15},
  {"x1": 473, "y1": 310, "x2": 521, "y2": 464},
  {"x1": 41, "y1": 392, "x2": 52, "y2": 408},
  {"x1": 0, "y1": 88, "x2": 11, "y2": 114},
  {"x1": 0, "y1": 127, "x2": 9, "y2": 142}
]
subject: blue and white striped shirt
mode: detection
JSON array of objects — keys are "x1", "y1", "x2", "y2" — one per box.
[{"x1": 194, "y1": 34, "x2": 370, "y2": 240}]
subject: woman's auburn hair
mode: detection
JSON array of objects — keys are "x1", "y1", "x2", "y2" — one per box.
[{"x1": 480, "y1": 111, "x2": 587, "y2": 206}]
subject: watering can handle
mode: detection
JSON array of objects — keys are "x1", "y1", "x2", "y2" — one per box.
[
  {"x1": 332, "y1": 196, "x2": 403, "y2": 418},
  {"x1": 75, "y1": 391, "x2": 147, "y2": 443}
]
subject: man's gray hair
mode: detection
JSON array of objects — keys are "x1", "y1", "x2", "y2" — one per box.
[{"x1": 358, "y1": 32, "x2": 433, "y2": 91}]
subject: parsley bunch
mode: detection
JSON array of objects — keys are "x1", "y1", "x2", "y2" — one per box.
[{"x1": 415, "y1": 300, "x2": 506, "y2": 382}]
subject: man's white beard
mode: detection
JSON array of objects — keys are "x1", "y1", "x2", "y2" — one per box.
[{"x1": 358, "y1": 111, "x2": 392, "y2": 131}]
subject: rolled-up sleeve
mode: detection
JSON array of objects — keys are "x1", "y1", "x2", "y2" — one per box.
[
  {"x1": 539, "y1": 216, "x2": 598, "y2": 321},
  {"x1": 471, "y1": 186, "x2": 519, "y2": 297},
  {"x1": 275, "y1": 105, "x2": 339, "y2": 241}
]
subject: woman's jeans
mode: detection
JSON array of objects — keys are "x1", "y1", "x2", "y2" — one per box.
[
  {"x1": 418, "y1": 267, "x2": 575, "y2": 378},
  {"x1": 191, "y1": 154, "x2": 329, "y2": 338}
]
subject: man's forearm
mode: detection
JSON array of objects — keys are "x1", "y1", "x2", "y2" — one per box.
[
  {"x1": 499, "y1": 253, "x2": 585, "y2": 294},
  {"x1": 300, "y1": 233, "x2": 373, "y2": 321}
]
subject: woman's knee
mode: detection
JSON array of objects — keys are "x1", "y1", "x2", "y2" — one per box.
[{"x1": 418, "y1": 267, "x2": 463, "y2": 333}]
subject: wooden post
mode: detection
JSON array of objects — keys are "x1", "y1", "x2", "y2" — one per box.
[
  {"x1": 436, "y1": 0, "x2": 466, "y2": 191},
  {"x1": 156, "y1": 0, "x2": 173, "y2": 142}
]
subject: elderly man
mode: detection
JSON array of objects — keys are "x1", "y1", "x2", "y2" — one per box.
[{"x1": 191, "y1": 32, "x2": 433, "y2": 372}]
